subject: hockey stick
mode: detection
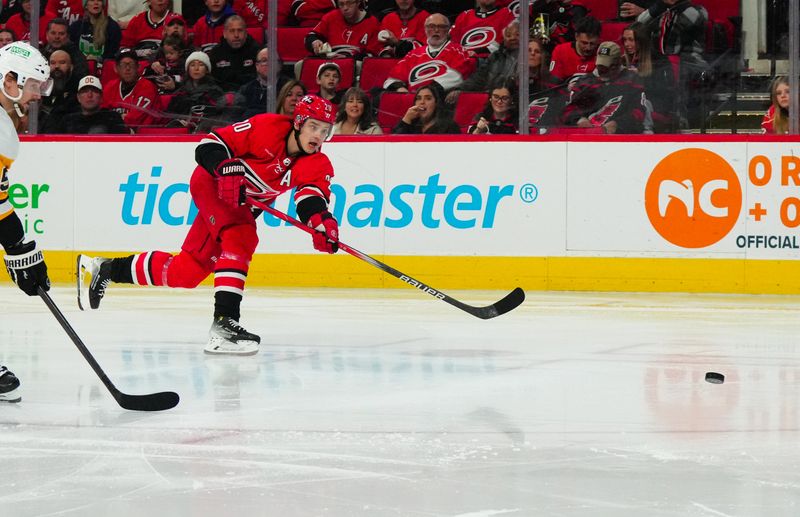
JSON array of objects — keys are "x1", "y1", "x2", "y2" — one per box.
[
  {"x1": 248, "y1": 200, "x2": 525, "y2": 319},
  {"x1": 37, "y1": 287, "x2": 180, "y2": 411}
]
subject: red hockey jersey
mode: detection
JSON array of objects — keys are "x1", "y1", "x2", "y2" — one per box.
[
  {"x1": 450, "y1": 7, "x2": 514, "y2": 57},
  {"x1": 205, "y1": 114, "x2": 334, "y2": 207},
  {"x1": 378, "y1": 9, "x2": 428, "y2": 56},
  {"x1": 45, "y1": 0, "x2": 83, "y2": 25},
  {"x1": 291, "y1": 0, "x2": 335, "y2": 27},
  {"x1": 233, "y1": 0, "x2": 267, "y2": 27},
  {"x1": 121, "y1": 10, "x2": 171, "y2": 60},
  {"x1": 102, "y1": 78, "x2": 162, "y2": 130},
  {"x1": 4, "y1": 13, "x2": 51, "y2": 44},
  {"x1": 383, "y1": 40, "x2": 475, "y2": 91},
  {"x1": 550, "y1": 41, "x2": 596, "y2": 81},
  {"x1": 308, "y1": 10, "x2": 381, "y2": 58}
]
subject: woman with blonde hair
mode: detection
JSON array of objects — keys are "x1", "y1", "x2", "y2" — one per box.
[
  {"x1": 275, "y1": 79, "x2": 307, "y2": 116},
  {"x1": 762, "y1": 76, "x2": 789, "y2": 135},
  {"x1": 333, "y1": 87, "x2": 382, "y2": 135},
  {"x1": 69, "y1": 0, "x2": 123, "y2": 65}
]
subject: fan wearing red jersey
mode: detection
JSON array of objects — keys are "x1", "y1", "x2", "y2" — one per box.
[
  {"x1": 120, "y1": 0, "x2": 172, "y2": 60},
  {"x1": 449, "y1": 0, "x2": 514, "y2": 58},
  {"x1": 377, "y1": 0, "x2": 429, "y2": 57},
  {"x1": 305, "y1": 0, "x2": 381, "y2": 59},
  {"x1": 76, "y1": 95, "x2": 340, "y2": 356},
  {"x1": 45, "y1": 0, "x2": 84, "y2": 25},
  {"x1": 101, "y1": 50, "x2": 161, "y2": 130}
]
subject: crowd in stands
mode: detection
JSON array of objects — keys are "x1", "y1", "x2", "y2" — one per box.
[{"x1": 0, "y1": 0, "x2": 767, "y2": 135}]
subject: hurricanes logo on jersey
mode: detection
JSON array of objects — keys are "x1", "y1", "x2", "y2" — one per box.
[
  {"x1": 409, "y1": 61, "x2": 448, "y2": 87},
  {"x1": 461, "y1": 28, "x2": 495, "y2": 50}
]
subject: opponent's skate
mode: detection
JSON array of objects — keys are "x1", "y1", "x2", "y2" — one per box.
[
  {"x1": 0, "y1": 365, "x2": 21, "y2": 403},
  {"x1": 205, "y1": 317, "x2": 261, "y2": 356},
  {"x1": 77, "y1": 254, "x2": 112, "y2": 310}
]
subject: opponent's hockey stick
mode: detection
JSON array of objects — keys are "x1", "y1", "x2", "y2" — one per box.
[
  {"x1": 248, "y1": 200, "x2": 525, "y2": 319},
  {"x1": 38, "y1": 287, "x2": 180, "y2": 411}
]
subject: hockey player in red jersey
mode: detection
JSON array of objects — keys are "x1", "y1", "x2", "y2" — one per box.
[
  {"x1": 449, "y1": 0, "x2": 514, "y2": 58},
  {"x1": 0, "y1": 42, "x2": 53, "y2": 402},
  {"x1": 77, "y1": 95, "x2": 340, "y2": 356},
  {"x1": 383, "y1": 13, "x2": 475, "y2": 92}
]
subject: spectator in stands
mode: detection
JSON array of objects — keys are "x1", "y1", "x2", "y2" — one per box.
[
  {"x1": 762, "y1": 76, "x2": 789, "y2": 135},
  {"x1": 527, "y1": 36, "x2": 558, "y2": 96},
  {"x1": 619, "y1": 1, "x2": 655, "y2": 21},
  {"x1": 68, "y1": 0, "x2": 122, "y2": 66},
  {"x1": 166, "y1": 51, "x2": 236, "y2": 132},
  {"x1": 109, "y1": 0, "x2": 145, "y2": 29},
  {"x1": 635, "y1": 0, "x2": 707, "y2": 71},
  {"x1": 239, "y1": 46, "x2": 291, "y2": 118},
  {"x1": 163, "y1": 12, "x2": 189, "y2": 44},
  {"x1": 276, "y1": 79, "x2": 307, "y2": 116},
  {"x1": 549, "y1": 15, "x2": 600, "y2": 82},
  {"x1": 4, "y1": 0, "x2": 50, "y2": 45},
  {"x1": 377, "y1": 0, "x2": 429, "y2": 58},
  {"x1": 0, "y1": 28, "x2": 16, "y2": 45},
  {"x1": 332, "y1": 86, "x2": 381, "y2": 134},
  {"x1": 39, "y1": 49, "x2": 80, "y2": 133},
  {"x1": 52, "y1": 75, "x2": 130, "y2": 133},
  {"x1": 291, "y1": 0, "x2": 335, "y2": 28},
  {"x1": 208, "y1": 15, "x2": 260, "y2": 91},
  {"x1": 622, "y1": 21, "x2": 676, "y2": 132},
  {"x1": 233, "y1": 0, "x2": 267, "y2": 28},
  {"x1": 526, "y1": 36, "x2": 565, "y2": 132},
  {"x1": 447, "y1": 19, "x2": 518, "y2": 102},
  {"x1": 392, "y1": 81, "x2": 460, "y2": 133},
  {"x1": 383, "y1": 13, "x2": 475, "y2": 93},
  {"x1": 43, "y1": 17, "x2": 90, "y2": 79},
  {"x1": 192, "y1": 0, "x2": 236, "y2": 52},
  {"x1": 312, "y1": 62, "x2": 343, "y2": 105},
  {"x1": 530, "y1": 0, "x2": 589, "y2": 51},
  {"x1": 418, "y1": 0, "x2": 472, "y2": 24},
  {"x1": 450, "y1": 0, "x2": 514, "y2": 58},
  {"x1": 560, "y1": 41, "x2": 651, "y2": 134},
  {"x1": 0, "y1": 0, "x2": 22, "y2": 25},
  {"x1": 46, "y1": 0, "x2": 84, "y2": 25},
  {"x1": 121, "y1": 0, "x2": 172, "y2": 60},
  {"x1": 305, "y1": 0, "x2": 381, "y2": 59},
  {"x1": 102, "y1": 49, "x2": 162, "y2": 130},
  {"x1": 467, "y1": 77, "x2": 518, "y2": 134},
  {"x1": 143, "y1": 34, "x2": 189, "y2": 94}
]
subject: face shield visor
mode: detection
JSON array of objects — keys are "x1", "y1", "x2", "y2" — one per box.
[{"x1": 22, "y1": 77, "x2": 53, "y2": 97}]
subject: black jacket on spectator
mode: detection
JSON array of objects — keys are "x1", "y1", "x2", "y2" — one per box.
[
  {"x1": 39, "y1": 74, "x2": 80, "y2": 134},
  {"x1": 238, "y1": 74, "x2": 290, "y2": 118},
  {"x1": 68, "y1": 16, "x2": 123, "y2": 62},
  {"x1": 54, "y1": 109, "x2": 129, "y2": 134},
  {"x1": 207, "y1": 36, "x2": 260, "y2": 92},
  {"x1": 392, "y1": 118, "x2": 461, "y2": 134}
]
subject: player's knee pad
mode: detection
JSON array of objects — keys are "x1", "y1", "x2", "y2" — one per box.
[{"x1": 219, "y1": 224, "x2": 258, "y2": 262}]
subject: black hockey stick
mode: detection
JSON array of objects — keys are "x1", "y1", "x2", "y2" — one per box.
[
  {"x1": 38, "y1": 287, "x2": 180, "y2": 411},
  {"x1": 249, "y1": 200, "x2": 525, "y2": 319}
]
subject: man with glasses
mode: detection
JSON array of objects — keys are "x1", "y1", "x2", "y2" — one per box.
[
  {"x1": 209, "y1": 15, "x2": 261, "y2": 91},
  {"x1": 305, "y1": 0, "x2": 381, "y2": 59},
  {"x1": 239, "y1": 46, "x2": 290, "y2": 118},
  {"x1": 383, "y1": 13, "x2": 475, "y2": 92},
  {"x1": 101, "y1": 49, "x2": 161, "y2": 131}
]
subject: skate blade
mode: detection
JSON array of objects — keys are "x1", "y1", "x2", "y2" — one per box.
[
  {"x1": 204, "y1": 337, "x2": 259, "y2": 356},
  {"x1": 76, "y1": 254, "x2": 94, "y2": 311},
  {"x1": 0, "y1": 388, "x2": 21, "y2": 403}
]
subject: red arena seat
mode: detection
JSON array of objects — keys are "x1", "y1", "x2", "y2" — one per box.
[
  {"x1": 277, "y1": 27, "x2": 311, "y2": 63},
  {"x1": 359, "y1": 57, "x2": 400, "y2": 93},
  {"x1": 453, "y1": 92, "x2": 488, "y2": 130},
  {"x1": 377, "y1": 92, "x2": 415, "y2": 132}
]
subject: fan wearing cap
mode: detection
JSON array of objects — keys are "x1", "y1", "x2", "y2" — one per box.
[
  {"x1": 54, "y1": 75, "x2": 129, "y2": 134},
  {"x1": 312, "y1": 62, "x2": 343, "y2": 105},
  {"x1": 68, "y1": 0, "x2": 123, "y2": 63},
  {"x1": 77, "y1": 95, "x2": 340, "y2": 356},
  {"x1": 164, "y1": 51, "x2": 228, "y2": 132},
  {"x1": 560, "y1": 41, "x2": 652, "y2": 134}
]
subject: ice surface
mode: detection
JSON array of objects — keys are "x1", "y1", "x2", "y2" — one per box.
[{"x1": 1, "y1": 286, "x2": 799, "y2": 516}]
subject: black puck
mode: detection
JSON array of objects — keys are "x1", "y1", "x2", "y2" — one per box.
[{"x1": 705, "y1": 371, "x2": 724, "y2": 384}]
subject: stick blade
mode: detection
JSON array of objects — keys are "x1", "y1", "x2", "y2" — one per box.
[
  {"x1": 468, "y1": 287, "x2": 525, "y2": 319},
  {"x1": 116, "y1": 391, "x2": 180, "y2": 412}
]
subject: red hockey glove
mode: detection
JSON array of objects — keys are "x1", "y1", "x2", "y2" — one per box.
[
  {"x1": 308, "y1": 211, "x2": 339, "y2": 254},
  {"x1": 214, "y1": 159, "x2": 248, "y2": 208}
]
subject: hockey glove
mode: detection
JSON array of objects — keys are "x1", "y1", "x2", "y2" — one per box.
[
  {"x1": 214, "y1": 159, "x2": 248, "y2": 208},
  {"x1": 4, "y1": 240, "x2": 50, "y2": 296},
  {"x1": 308, "y1": 211, "x2": 339, "y2": 254}
]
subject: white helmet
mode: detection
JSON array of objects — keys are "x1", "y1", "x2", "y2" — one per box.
[{"x1": 0, "y1": 41, "x2": 52, "y2": 103}]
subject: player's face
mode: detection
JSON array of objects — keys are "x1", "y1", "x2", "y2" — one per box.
[
  {"x1": 317, "y1": 70, "x2": 340, "y2": 92},
  {"x1": 299, "y1": 118, "x2": 333, "y2": 153},
  {"x1": 283, "y1": 85, "x2": 305, "y2": 114},
  {"x1": 528, "y1": 40, "x2": 542, "y2": 68},
  {"x1": 46, "y1": 24, "x2": 69, "y2": 47},
  {"x1": 490, "y1": 87, "x2": 511, "y2": 116},
  {"x1": 224, "y1": 20, "x2": 247, "y2": 49},
  {"x1": 78, "y1": 87, "x2": 102, "y2": 111},
  {"x1": 622, "y1": 30, "x2": 636, "y2": 56},
  {"x1": 187, "y1": 60, "x2": 208, "y2": 81},
  {"x1": 775, "y1": 83, "x2": 790, "y2": 109},
  {"x1": 575, "y1": 33, "x2": 599, "y2": 57},
  {"x1": 414, "y1": 88, "x2": 436, "y2": 122},
  {"x1": 85, "y1": 0, "x2": 103, "y2": 16},
  {"x1": 345, "y1": 95, "x2": 364, "y2": 120}
]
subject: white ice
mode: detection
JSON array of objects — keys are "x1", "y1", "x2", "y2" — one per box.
[{"x1": 1, "y1": 286, "x2": 799, "y2": 516}]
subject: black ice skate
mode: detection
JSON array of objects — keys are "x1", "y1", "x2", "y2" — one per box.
[
  {"x1": 77, "y1": 255, "x2": 112, "y2": 310},
  {"x1": 0, "y1": 365, "x2": 21, "y2": 403},
  {"x1": 205, "y1": 317, "x2": 261, "y2": 356}
]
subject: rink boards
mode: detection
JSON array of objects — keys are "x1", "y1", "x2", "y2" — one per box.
[{"x1": 5, "y1": 135, "x2": 800, "y2": 294}]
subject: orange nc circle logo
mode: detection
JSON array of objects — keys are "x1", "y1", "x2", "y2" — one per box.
[{"x1": 645, "y1": 148, "x2": 742, "y2": 248}]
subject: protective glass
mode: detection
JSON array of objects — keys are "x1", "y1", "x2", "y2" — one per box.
[{"x1": 23, "y1": 77, "x2": 53, "y2": 96}]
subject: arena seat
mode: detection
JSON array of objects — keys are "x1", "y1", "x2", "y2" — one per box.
[
  {"x1": 247, "y1": 27, "x2": 265, "y2": 44},
  {"x1": 377, "y1": 92, "x2": 415, "y2": 132},
  {"x1": 453, "y1": 92, "x2": 488, "y2": 130},
  {"x1": 299, "y1": 57, "x2": 356, "y2": 91},
  {"x1": 600, "y1": 21, "x2": 627, "y2": 44},
  {"x1": 277, "y1": 27, "x2": 311, "y2": 63},
  {"x1": 359, "y1": 57, "x2": 400, "y2": 93}
]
